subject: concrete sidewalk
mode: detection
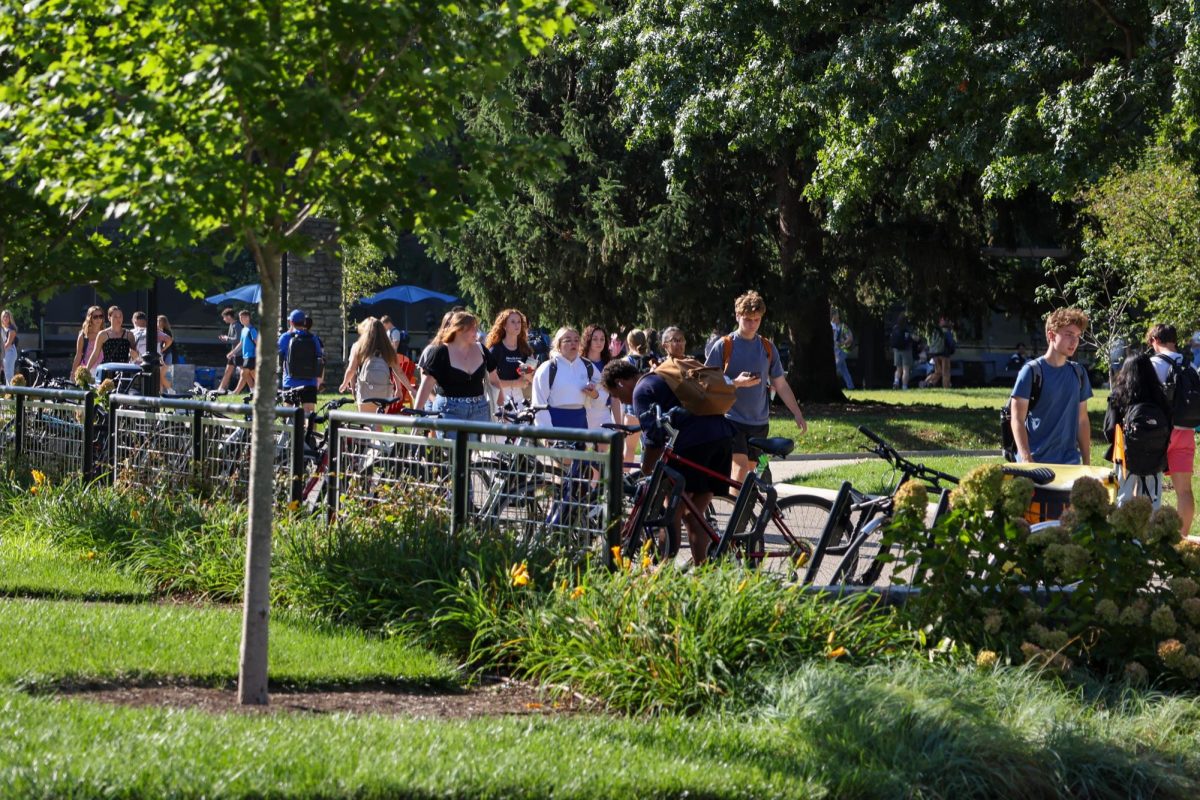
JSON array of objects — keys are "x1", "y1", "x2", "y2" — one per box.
[{"x1": 773, "y1": 458, "x2": 864, "y2": 498}]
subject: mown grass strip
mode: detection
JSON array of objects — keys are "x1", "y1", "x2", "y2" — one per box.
[
  {"x1": 0, "y1": 525, "x2": 152, "y2": 602},
  {"x1": 1, "y1": 661, "x2": 1196, "y2": 799},
  {"x1": 0, "y1": 598, "x2": 457, "y2": 690},
  {"x1": 768, "y1": 387, "x2": 1109, "y2": 455}
]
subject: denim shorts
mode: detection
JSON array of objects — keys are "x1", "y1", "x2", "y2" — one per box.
[{"x1": 438, "y1": 395, "x2": 491, "y2": 439}]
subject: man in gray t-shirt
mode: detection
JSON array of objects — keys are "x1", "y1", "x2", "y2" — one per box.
[{"x1": 704, "y1": 290, "x2": 808, "y2": 482}]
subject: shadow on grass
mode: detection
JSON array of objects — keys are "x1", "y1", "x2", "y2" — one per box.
[
  {"x1": 26, "y1": 674, "x2": 464, "y2": 695},
  {"x1": 0, "y1": 586, "x2": 152, "y2": 604}
]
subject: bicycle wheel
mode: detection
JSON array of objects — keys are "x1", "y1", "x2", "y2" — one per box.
[
  {"x1": 772, "y1": 493, "x2": 848, "y2": 585},
  {"x1": 619, "y1": 478, "x2": 679, "y2": 563}
]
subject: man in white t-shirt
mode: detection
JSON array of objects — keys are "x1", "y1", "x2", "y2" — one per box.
[
  {"x1": 381, "y1": 315, "x2": 402, "y2": 350},
  {"x1": 1147, "y1": 323, "x2": 1196, "y2": 536}
]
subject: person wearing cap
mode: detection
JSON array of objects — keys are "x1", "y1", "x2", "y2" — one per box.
[{"x1": 278, "y1": 308, "x2": 323, "y2": 412}]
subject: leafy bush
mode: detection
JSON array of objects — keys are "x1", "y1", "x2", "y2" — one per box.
[
  {"x1": 274, "y1": 503, "x2": 556, "y2": 645},
  {"x1": 885, "y1": 464, "x2": 1200, "y2": 682},
  {"x1": 438, "y1": 558, "x2": 918, "y2": 714}
]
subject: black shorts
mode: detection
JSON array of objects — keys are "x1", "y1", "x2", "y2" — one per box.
[
  {"x1": 672, "y1": 439, "x2": 733, "y2": 497},
  {"x1": 226, "y1": 354, "x2": 243, "y2": 367},
  {"x1": 289, "y1": 385, "x2": 318, "y2": 405},
  {"x1": 730, "y1": 420, "x2": 770, "y2": 457},
  {"x1": 242, "y1": 356, "x2": 256, "y2": 369}
]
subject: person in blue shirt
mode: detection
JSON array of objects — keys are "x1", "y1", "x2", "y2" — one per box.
[
  {"x1": 278, "y1": 308, "x2": 324, "y2": 413},
  {"x1": 703, "y1": 290, "x2": 807, "y2": 484},
  {"x1": 232, "y1": 309, "x2": 258, "y2": 394},
  {"x1": 1010, "y1": 308, "x2": 1094, "y2": 465}
]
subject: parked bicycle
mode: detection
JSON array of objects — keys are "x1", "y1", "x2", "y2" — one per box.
[
  {"x1": 612, "y1": 405, "x2": 813, "y2": 577},
  {"x1": 472, "y1": 402, "x2": 607, "y2": 552},
  {"x1": 793, "y1": 426, "x2": 1056, "y2": 587}
]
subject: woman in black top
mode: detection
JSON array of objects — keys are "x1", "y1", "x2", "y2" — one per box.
[
  {"x1": 485, "y1": 308, "x2": 533, "y2": 407},
  {"x1": 414, "y1": 311, "x2": 500, "y2": 430},
  {"x1": 86, "y1": 306, "x2": 137, "y2": 369}
]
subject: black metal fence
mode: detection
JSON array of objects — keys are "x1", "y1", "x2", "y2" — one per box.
[
  {"x1": 0, "y1": 385, "x2": 97, "y2": 481},
  {"x1": 2, "y1": 389, "x2": 625, "y2": 559},
  {"x1": 108, "y1": 394, "x2": 304, "y2": 503},
  {"x1": 327, "y1": 410, "x2": 624, "y2": 553}
]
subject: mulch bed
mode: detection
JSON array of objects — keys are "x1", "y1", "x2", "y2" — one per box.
[{"x1": 46, "y1": 679, "x2": 589, "y2": 718}]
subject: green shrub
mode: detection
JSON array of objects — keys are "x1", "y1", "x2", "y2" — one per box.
[
  {"x1": 273, "y1": 505, "x2": 556, "y2": 645},
  {"x1": 885, "y1": 464, "x2": 1200, "y2": 683},
  {"x1": 0, "y1": 475, "x2": 559, "y2": 650},
  {"x1": 438, "y1": 559, "x2": 918, "y2": 714}
]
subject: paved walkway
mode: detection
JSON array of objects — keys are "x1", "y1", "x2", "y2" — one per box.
[{"x1": 773, "y1": 458, "x2": 864, "y2": 498}]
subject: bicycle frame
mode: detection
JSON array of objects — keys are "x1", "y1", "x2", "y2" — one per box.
[{"x1": 620, "y1": 420, "x2": 805, "y2": 565}]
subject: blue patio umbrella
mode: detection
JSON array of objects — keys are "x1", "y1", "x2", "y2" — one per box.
[
  {"x1": 204, "y1": 283, "x2": 262, "y2": 305},
  {"x1": 357, "y1": 285, "x2": 460, "y2": 329},
  {"x1": 358, "y1": 285, "x2": 459, "y2": 306}
]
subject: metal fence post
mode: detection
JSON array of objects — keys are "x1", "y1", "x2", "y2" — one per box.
[
  {"x1": 106, "y1": 397, "x2": 119, "y2": 485},
  {"x1": 606, "y1": 431, "x2": 623, "y2": 569},
  {"x1": 192, "y1": 407, "x2": 205, "y2": 487},
  {"x1": 290, "y1": 407, "x2": 304, "y2": 504},
  {"x1": 451, "y1": 432, "x2": 470, "y2": 535},
  {"x1": 82, "y1": 391, "x2": 95, "y2": 481},
  {"x1": 13, "y1": 392, "x2": 24, "y2": 466},
  {"x1": 328, "y1": 416, "x2": 340, "y2": 519}
]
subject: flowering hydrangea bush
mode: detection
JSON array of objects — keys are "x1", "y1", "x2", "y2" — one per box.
[{"x1": 883, "y1": 464, "x2": 1198, "y2": 683}]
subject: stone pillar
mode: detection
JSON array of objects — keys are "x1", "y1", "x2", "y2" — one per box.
[{"x1": 285, "y1": 217, "x2": 344, "y2": 375}]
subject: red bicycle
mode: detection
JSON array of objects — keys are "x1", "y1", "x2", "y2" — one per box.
[{"x1": 610, "y1": 406, "x2": 821, "y2": 577}]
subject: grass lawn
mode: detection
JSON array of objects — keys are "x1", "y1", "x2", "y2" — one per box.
[
  {"x1": 2, "y1": 662, "x2": 1198, "y2": 799},
  {"x1": 769, "y1": 386, "x2": 1111, "y2": 455},
  {"x1": 0, "y1": 525, "x2": 152, "y2": 602},
  {"x1": 0, "y1": 598, "x2": 457, "y2": 690}
]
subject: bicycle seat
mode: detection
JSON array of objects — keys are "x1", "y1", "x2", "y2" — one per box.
[
  {"x1": 1001, "y1": 466, "x2": 1055, "y2": 485},
  {"x1": 748, "y1": 437, "x2": 794, "y2": 457}
]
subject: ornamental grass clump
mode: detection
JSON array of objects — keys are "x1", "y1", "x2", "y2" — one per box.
[
  {"x1": 884, "y1": 467, "x2": 1200, "y2": 683},
  {"x1": 437, "y1": 561, "x2": 917, "y2": 714}
]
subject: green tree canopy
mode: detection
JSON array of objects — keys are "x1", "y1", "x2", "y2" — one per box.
[{"x1": 0, "y1": 0, "x2": 587, "y2": 704}]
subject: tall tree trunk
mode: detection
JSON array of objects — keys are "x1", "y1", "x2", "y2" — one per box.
[
  {"x1": 774, "y1": 159, "x2": 843, "y2": 403},
  {"x1": 238, "y1": 244, "x2": 282, "y2": 705}
]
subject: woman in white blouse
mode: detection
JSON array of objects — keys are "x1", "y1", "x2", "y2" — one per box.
[{"x1": 532, "y1": 327, "x2": 602, "y2": 429}]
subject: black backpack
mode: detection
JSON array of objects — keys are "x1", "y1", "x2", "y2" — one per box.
[
  {"x1": 1000, "y1": 358, "x2": 1088, "y2": 462},
  {"x1": 1156, "y1": 355, "x2": 1200, "y2": 429},
  {"x1": 1120, "y1": 401, "x2": 1172, "y2": 475},
  {"x1": 889, "y1": 325, "x2": 911, "y2": 350},
  {"x1": 547, "y1": 357, "x2": 594, "y2": 391},
  {"x1": 286, "y1": 332, "x2": 321, "y2": 380}
]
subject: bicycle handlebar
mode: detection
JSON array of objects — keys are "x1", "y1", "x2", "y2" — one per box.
[{"x1": 857, "y1": 425, "x2": 959, "y2": 487}]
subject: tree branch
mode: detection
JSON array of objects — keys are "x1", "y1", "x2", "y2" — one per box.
[{"x1": 1089, "y1": 0, "x2": 1135, "y2": 63}]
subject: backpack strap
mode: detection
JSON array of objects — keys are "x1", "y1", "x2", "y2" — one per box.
[
  {"x1": 548, "y1": 357, "x2": 594, "y2": 393},
  {"x1": 1027, "y1": 358, "x2": 1044, "y2": 411},
  {"x1": 722, "y1": 334, "x2": 774, "y2": 374}
]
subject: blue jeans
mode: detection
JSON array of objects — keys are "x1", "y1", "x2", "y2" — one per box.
[
  {"x1": 835, "y1": 350, "x2": 854, "y2": 390},
  {"x1": 438, "y1": 395, "x2": 491, "y2": 441}
]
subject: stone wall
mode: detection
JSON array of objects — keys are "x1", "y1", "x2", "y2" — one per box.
[{"x1": 285, "y1": 217, "x2": 345, "y2": 374}]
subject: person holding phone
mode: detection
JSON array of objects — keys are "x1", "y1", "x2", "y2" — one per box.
[
  {"x1": 532, "y1": 327, "x2": 603, "y2": 429},
  {"x1": 485, "y1": 308, "x2": 534, "y2": 407},
  {"x1": 704, "y1": 290, "x2": 807, "y2": 483}
]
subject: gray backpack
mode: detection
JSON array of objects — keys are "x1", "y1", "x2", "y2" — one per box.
[{"x1": 359, "y1": 352, "x2": 392, "y2": 386}]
